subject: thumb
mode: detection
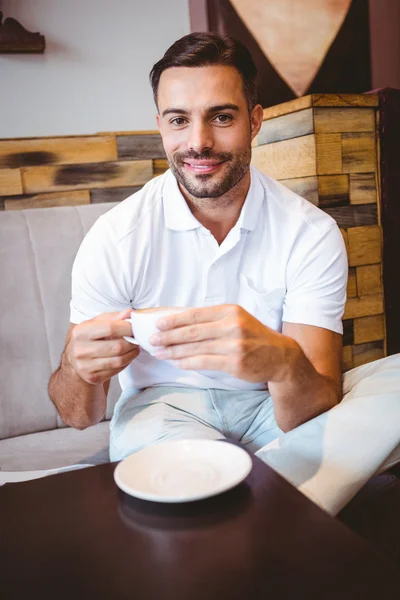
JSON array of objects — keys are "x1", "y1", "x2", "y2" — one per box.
[{"x1": 114, "y1": 308, "x2": 133, "y2": 320}]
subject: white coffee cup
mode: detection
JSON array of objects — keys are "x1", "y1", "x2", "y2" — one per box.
[{"x1": 124, "y1": 307, "x2": 190, "y2": 355}]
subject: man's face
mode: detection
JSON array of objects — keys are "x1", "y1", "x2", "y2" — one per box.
[{"x1": 156, "y1": 65, "x2": 262, "y2": 199}]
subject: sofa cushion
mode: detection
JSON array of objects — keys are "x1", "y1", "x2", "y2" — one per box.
[
  {"x1": 0, "y1": 421, "x2": 110, "y2": 471},
  {"x1": 0, "y1": 203, "x2": 120, "y2": 439}
]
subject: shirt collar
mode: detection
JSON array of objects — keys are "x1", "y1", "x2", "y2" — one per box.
[
  {"x1": 236, "y1": 166, "x2": 265, "y2": 231},
  {"x1": 162, "y1": 170, "x2": 202, "y2": 231},
  {"x1": 162, "y1": 165, "x2": 265, "y2": 232}
]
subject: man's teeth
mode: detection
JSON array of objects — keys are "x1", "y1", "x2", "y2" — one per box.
[{"x1": 191, "y1": 164, "x2": 216, "y2": 168}]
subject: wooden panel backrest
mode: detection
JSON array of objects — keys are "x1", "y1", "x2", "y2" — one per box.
[{"x1": 252, "y1": 94, "x2": 384, "y2": 370}]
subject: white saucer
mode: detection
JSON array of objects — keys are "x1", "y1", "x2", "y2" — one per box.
[{"x1": 114, "y1": 439, "x2": 252, "y2": 503}]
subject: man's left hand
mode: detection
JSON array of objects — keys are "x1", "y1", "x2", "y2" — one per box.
[{"x1": 150, "y1": 305, "x2": 298, "y2": 383}]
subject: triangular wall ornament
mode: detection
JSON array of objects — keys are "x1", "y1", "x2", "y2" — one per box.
[{"x1": 230, "y1": 0, "x2": 352, "y2": 96}]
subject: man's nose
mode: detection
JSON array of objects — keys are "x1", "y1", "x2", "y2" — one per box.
[{"x1": 187, "y1": 122, "x2": 214, "y2": 154}]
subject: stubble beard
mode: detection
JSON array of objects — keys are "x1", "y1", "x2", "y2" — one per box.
[{"x1": 167, "y1": 147, "x2": 252, "y2": 201}]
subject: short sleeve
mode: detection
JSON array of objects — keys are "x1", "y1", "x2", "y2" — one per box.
[
  {"x1": 282, "y1": 223, "x2": 348, "y2": 334},
  {"x1": 70, "y1": 216, "x2": 132, "y2": 324}
]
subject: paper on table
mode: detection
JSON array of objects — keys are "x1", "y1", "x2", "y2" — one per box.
[
  {"x1": 0, "y1": 464, "x2": 94, "y2": 486},
  {"x1": 255, "y1": 353, "x2": 400, "y2": 515}
]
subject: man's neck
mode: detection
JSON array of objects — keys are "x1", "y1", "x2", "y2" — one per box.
[{"x1": 178, "y1": 170, "x2": 251, "y2": 245}]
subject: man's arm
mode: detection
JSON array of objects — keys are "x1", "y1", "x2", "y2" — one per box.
[
  {"x1": 268, "y1": 322, "x2": 342, "y2": 431},
  {"x1": 48, "y1": 309, "x2": 139, "y2": 430},
  {"x1": 148, "y1": 305, "x2": 342, "y2": 432}
]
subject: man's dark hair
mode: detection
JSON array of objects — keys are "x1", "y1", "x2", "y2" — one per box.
[{"x1": 149, "y1": 32, "x2": 258, "y2": 113}]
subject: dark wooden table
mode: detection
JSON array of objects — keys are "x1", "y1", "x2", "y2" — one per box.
[{"x1": 1, "y1": 450, "x2": 399, "y2": 599}]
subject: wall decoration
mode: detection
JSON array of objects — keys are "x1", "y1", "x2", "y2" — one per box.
[
  {"x1": 194, "y1": 0, "x2": 371, "y2": 108},
  {"x1": 229, "y1": 0, "x2": 352, "y2": 97},
  {"x1": 0, "y1": 11, "x2": 45, "y2": 53}
]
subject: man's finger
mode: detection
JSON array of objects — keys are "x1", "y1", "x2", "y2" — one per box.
[
  {"x1": 78, "y1": 338, "x2": 139, "y2": 359},
  {"x1": 90, "y1": 347, "x2": 140, "y2": 373},
  {"x1": 156, "y1": 305, "x2": 231, "y2": 332},
  {"x1": 150, "y1": 322, "x2": 225, "y2": 347},
  {"x1": 171, "y1": 354, "x2": 227, "y2": 372},
  {"x1": 155, "y1": 339, "x2": 227, "y2": 360},
  {"x1": 79, "y1": 318, "x2": 133, "y2": 341}
]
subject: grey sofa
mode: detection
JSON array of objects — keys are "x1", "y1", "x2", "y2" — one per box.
[{"x1": 0, "y1": 203, "x2": 120, "y2": 471}]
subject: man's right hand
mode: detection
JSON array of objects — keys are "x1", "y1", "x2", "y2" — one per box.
[{"x1": 65, "y1": 308, "x2": 140, "y2": 386}]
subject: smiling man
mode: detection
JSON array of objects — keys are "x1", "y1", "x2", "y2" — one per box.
[{"x1": 49, "y1": 33, "x2": 348, "y2": 461}]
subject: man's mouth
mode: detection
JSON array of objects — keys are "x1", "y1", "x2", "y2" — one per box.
[{"x1": 183, "y1": 160, "x2": 225, "y2": 175}]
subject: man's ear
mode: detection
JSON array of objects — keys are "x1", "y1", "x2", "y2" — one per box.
[
  {"x1": 250, "y1": 104, "x2": 264, "y2": 141},
  {"x1": 156, "y1": 113, "x2": 161, "y2": 131}
]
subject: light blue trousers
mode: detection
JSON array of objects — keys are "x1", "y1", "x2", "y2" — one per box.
[{"x1": 109, "y1": 386, "x2": 284, "y2": 461}]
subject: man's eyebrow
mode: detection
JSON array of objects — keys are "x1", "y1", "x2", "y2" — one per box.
[
  {"x1": 206, "y1": 104, "x2": 240, "y2": 113},
  {"x1": 161, "y1": 104, "x2": 240, "y2": 118},
  {"x1": 161, "y1": 108, "x2": 189, "y2": 117}
]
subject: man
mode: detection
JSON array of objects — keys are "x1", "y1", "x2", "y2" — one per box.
[{"x1": 49, "y1": 32, "x2": 347, "y2": 462}]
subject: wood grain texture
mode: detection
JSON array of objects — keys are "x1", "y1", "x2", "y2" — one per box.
[
  {"x1": 347, "y1": 226, "x2": 382, "y2": 266},
  {"x1": 278, "y1": 176, "x2": 318, "y2": 204},
  {"x1": 343, "y1": 293, "x2": 383, "y2": 320},
  {"x1": 352, "y1": 340, "x2": 385, "y2": 367},
  {"x1": 318, "y1": 174, "x2": 349, "y2": 207},
  {"x1": 347, "y1": 267, "x2": 357, "y2": 298},
  {"x1": 262, "y1": 96, "x2": 313, "y2": 120},
  {"x1": 342, "y1": 133, "x2": 376, "y2": 173},
  {"x1": 251, "y1": 135, "x2": 316, "y2": 180},
  {"x1": 0, "y1": 136, "x2": 117, "y2": 168},
  {"x1": 0, "y1": 168, "x2": 23, "y2": 195},
  {"x1": 153, "y1": 159, "x2": 169, "y2": 177},
  {"x1": 356, "y1": 264, "x2": 382, "y2": 296},
  {"x1": 4, "y1": 190, "x2": 90, "y2": 210},
  {"x1": 117, "y1": 135, "x2": 165, "y2": 160},
  {"x1": 323, "y1": 204, "x2": 378, "y2": 228},
  {"x1": 257, "y1": 108, "x2": 314, "y2": 145},
  {"x1": 90, "y1": 187, "x2": 142, "y2": 204},
  {"x1": 353, "y1": 315, "x2": 385, "y2": 345},
  {"x1": 342, "y1": 345, "x2": 353, "y2": 371},
  {"x1": 21, "y1": 160, "x2": 153, "y2": 193},
  {"x1": 349, "y1": 173, "x2": 377, "y2": 205},
  {"x1": 340, "y1": 228, "x2": 349, "y2": 254},
  {"x1": 315, "y1": 134, "x2": 342, "y2": 174},
  {"x1": 342, "y1": 320, "x2": 354, "y2": 346},
  {"x1": 310, "y1": 94, "x2": 379, "y2": 108},
  {"x1": 97, "y1": 130, "x2": 160, "y2": 136},
  {"x1": 313, "y1": 108, "x2": 375, "y2": 134},
  {"x1": 376, "y1": 88, "x2": 400, "y2": 356},
  {"x1": 262, "y1": 94, "x2": 378, "y2": 121}
]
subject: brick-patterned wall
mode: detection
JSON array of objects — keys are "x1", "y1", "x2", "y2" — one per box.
[
  {"x1": 0, "y1": 94, "x2": 386, "y2": 370},
  {"x1": 252, "y1": 93, "x2": 385, "y2": 370},
  {"x1": 0, "y1": 131, "x2": 168, "y2": 210}
]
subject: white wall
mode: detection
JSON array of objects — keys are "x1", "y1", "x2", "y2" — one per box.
[{"x1": 0, "y1": 0, "x2": 190, "y2": 138}]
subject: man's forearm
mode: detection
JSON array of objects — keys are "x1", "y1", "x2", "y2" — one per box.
[
  {"x1": 48, "y1": 352, "x2": 106, "y2": 429},
  {"x1": 268, "y1": 339, "x2": 341, "y2": 432}
]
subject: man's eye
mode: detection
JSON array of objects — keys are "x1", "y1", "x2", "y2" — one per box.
[
  {"x1": 171, "y1": 117, "x2": 186, "y2": 126},
  {"x1": 214, "y1": 114, "x2": 232, "y2": 124}
]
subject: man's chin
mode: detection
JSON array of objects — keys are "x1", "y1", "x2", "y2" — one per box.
[
  {"x1": 174, "y1": 171, "x2": 222, "y2": 198},
  {"x1": 181, "y1": 184, "x2": 225, "y2": 199}
]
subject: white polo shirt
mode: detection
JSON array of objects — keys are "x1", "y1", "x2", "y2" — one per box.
[{"x1": 70, "y1": 166, "x2": 348, "y2": 391}]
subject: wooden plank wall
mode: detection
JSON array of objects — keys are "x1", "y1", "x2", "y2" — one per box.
[
  {"x1": 0, "y1": 132, "x2": 168, "y2": 210},
  {"x1": 252, "y1": 94, "x2": 384, "y2": 370}
]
